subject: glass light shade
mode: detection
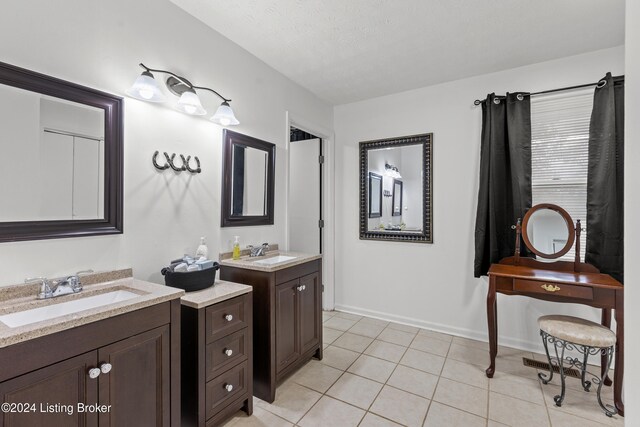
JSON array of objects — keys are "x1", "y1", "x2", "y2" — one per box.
[
  {"x1": 211, "y1": 102, "x2": 240, "y2": 126},
  {"x1": 176, "y1": 89, "x2": 207, "y2": 115},
  {"x1": 125, "y1": 71, "x2": 166, "y2": 102}
]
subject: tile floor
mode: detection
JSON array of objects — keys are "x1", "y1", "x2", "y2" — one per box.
[{"x1": 223, "y1": 311, "x2": 624, "y2": 427}]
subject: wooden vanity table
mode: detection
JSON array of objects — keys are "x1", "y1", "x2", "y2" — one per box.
[{"x1": 485, "y1": 204, "x2": 624, "y2": 416}]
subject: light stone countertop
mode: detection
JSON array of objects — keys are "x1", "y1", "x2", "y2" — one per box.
[
  {"x1": 180, "y1": 280, "x2": 252, "y2": 309},
  {"x1": 0, "y1": 273, "x2": 184, "y2": 348},
  {"x1": 218, "y1": 251, "x2": 322, "y2": 272}
]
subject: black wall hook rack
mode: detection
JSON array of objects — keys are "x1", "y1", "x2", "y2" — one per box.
[{"x1": 152, "y1": 151, "x2": 202, "y2": 174}]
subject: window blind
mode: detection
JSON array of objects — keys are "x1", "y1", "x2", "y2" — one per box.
[{"x1": 530, "y1": 88, "x2": 593, "y2": 261}]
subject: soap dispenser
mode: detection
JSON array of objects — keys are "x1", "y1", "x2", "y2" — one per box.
[
  {"x1": 232, "y1": 236, "x2": 241, "y2": 260},
  {"x1": 195, "y1": 237, "x2": 208, "y2": 259}
]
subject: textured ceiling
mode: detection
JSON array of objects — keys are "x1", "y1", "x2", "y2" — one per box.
[{"x1": 170, "y1": 0, "x2": 625, "y2": 105}]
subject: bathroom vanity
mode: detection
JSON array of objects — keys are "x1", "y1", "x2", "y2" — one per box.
[
  {"x1": 180, "y1": 281, "x2": 253, "y2": 427},
  {"x1": 219, "y1": 251, "x2": 322, "y2": 403},
  {"x1": 0, "y1": 270, "x2": 184, "y2": 427}
]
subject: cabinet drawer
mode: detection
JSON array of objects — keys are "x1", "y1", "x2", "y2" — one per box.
[
  {"x1": 206, "y1": 295, "x2": 248, "y2": 342},
  {"x1": 514, "y1": 279, "x2": 593, "y2": 300},
  {"x1": 275, "y1": 260, "x2": 319, "y2": 285},
  {"x1": 206, "y1": 328, "x2": 249, "y2": 381},
  {"x1": 205, "y1": 362, "x2": 248, "y2": 419}
]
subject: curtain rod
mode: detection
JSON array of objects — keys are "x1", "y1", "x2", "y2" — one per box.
[{"x1": 472, "y1": 76, "x2": 624, "y2": 106}]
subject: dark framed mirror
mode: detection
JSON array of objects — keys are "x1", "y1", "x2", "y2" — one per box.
[
  {"x1": 0, "y1": 61, "x2": 123, "y2": 242},
  {"x1": 359, "y1": 133, "x2": 432, "y2": 243},
  {"x1": 392, "y1": 179, "x2": 403, "y2": 217},
  {"x1": 368, "y1": 172, "x2": 382, "y2": 218},
  {"x1": 221, "y1": 129, "x2": 275, "y2": 227}
]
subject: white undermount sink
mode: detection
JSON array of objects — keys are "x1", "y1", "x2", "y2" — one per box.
[
  {"x1": 253, "y1": 255, "x2": 297, "y2": 266},
  {"x1": 0, "y1": 290, "x2": 139, "y2": 328}
]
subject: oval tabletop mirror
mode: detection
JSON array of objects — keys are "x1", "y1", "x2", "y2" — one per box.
[{"x1": 522, "y1": 203, "x2": 576, "y2": 259}]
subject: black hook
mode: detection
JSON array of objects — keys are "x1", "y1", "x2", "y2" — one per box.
[
  {"x1": 152, "y1": 151, "x2": 169, "y2": 170},
  {"x1": 164, "y1": 152, "x2": 185, "y2": 172},
  {"x1": 185, "y1": 155, "x2": 202, "y2": 174}
]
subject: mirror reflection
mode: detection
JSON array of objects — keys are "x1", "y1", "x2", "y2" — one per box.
[
  {"x1": 367, "y1": 144, "x2": 423, "y2": 233},
  {"x1": 0, "y1": 84, "x2": 105, "y2": 222},
  {"x1": 525, "y1": 208, "x2": 570, "y2": 256},
  {"x1": 231, "y1": 145, "x2": 267, "y2": 216}
]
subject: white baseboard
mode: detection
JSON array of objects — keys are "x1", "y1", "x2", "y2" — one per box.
[{"x1": 333, "y1": 304, "x2": 547, "y2": 355}]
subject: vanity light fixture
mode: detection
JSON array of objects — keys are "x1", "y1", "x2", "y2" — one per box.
[
  {"x1": 385, "y1": 163, "x2": 402, "y2": 179},
  {"x1": 126, "y1": 63, "x2": 239, "y2": 125}
]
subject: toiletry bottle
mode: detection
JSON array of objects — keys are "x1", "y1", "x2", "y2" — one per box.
[
  {"x1": 195, "y1": 237, "x2": 208, "y2": 258},
  {"x1": 232, "y1": 236, "x2": 241, "y2": 260}
]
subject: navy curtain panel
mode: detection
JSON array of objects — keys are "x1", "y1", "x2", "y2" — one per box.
[
  {"x1": 474, "y1": 93, "x2": 532, "y2": 277},
  {"x1": 586, "y1": 73, "x2": 625, "y2": 283}
]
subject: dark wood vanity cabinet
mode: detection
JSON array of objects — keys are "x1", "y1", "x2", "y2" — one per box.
[
  {"x1": 0, "y1": 300, "x2": 180, "y2": 427},
  {"x1": 221, "y1": 259, "x2": 322, "y2": 403},
  {"x1": 181, "y1": 293, "x2": 253, "y2": 427}
]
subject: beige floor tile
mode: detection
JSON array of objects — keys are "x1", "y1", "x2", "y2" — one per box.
[
  {"x1": 347, "y1": 354, "x2": 396, "y2": 383},
  {"x1": 326, "y1": 372, "x2": 383, "y2": 409},
  {"x1": 322, "y1": 311, "x2": 336, "y2": 322},
  {"x1": 490, "y1": 371, "x2": 544, "y2": 405},
  {"x1": 287, "y1": 360, "x2": 342, "y2": 393},
  {"x1": 496, "y1": 355, "x2": 543, "y2": 379},
  {"x1": 417, "y1": 329, "x2": 454, "y2": 343},
  {"x1": 255, "y1": 382, "x2": 322, "y2": 423},
  {"x1": 358, "y1": 316, "x2": 390, "y2": 327},
  {"x1": 359, "y1": 412, "x2": 403, "y2": 427},
  {"x1": 447, "y1": 343, "x2": 489, "y2": 366},
  {"x1": 487, "y1": 421, "x2": 509, "y2": 427},
  {"x1": 297, "y1": 396, "x2": 365, "y2": 427},
  {"x1": 423, "y1": 402, "x2": 486, "y2": 427},
  {"x1": 320, "y1": 345, "x2": 360, "y2": 371},
  {"x1": 409, "y1": 335, "x2": 451, "y2": 357},
  {"x1": 386, "y1": 322, "x2": 420, "y2": 333},
  {"x1": 433, "y1": 378, "x2": 488, "y2": 417},
  {"x1": 541, "y1": 384, "x2": 617, "y2": 425},
  {"x1": 333, "y1": 311, "x2": 364, "y2": 321},
  {"x1": 548, "y1": 408, "x2": 614, "y2": 427},
  {"x1": 386, "y1": 365, "x2": 438, "y2": 399},
  {"x1": 324, "y1": 316, "x2": 358, "y2": 331},
  {"x1": 364, "y1": 340, "x2": 407, "y2": 363},
  {"x1": 370, "y1": 385, "x2": 430, "y2": 427},
  {"x1": 452, "y1": 336, "x2": 489, "y2": 350},
  {"x1": 348, "y1": 321, "x2": 387, "y2": 338},
  {"x1": 222, "y1": 407, "x2": 293, "y2": 427},
  {"x1": 333, "y1": 332, "x2": 374, "y2": 352},
  {"x1": 378, "y1": 327, "x2": 417, "y2": 346},
  {"x1": 441, "y1": 358, "x2": 489, "y2": 389},
  {"x1": 488, "y1": 392, "x2": 549, "y2": 427},
  {"x1": 399, "y1": 348, "x2": 445, "y2": 376},
  {"x1": 323, "y1": 327, "x2": 343, "y2": 345}
]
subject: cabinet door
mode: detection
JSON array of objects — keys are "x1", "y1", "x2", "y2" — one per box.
[
  {"x1": 298, "y1": 272, "x2": 320, "y2": 354},
  {"x1": 98, "y1": 326, "x2": 170, "y2": 427},
  {"x1": 0, "y1": 351, "x2": 98, "y2": 427},
  {"x1": 275, "y1": 280, "x2": 299, "y2": 373}
]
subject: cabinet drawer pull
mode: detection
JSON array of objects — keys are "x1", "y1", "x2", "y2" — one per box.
[
  {"x1": 100, "y1": 363, "x2": 112, "y2": 374},
  {"x1": 541, "y1": 284, "x2": 561, "y2": 292},
  {"x1": 88, "y1": 368, "x2": 101, "y2": 379},
  {"x1": 224, "y1": 314, "x2": 233, "y2": 322},
  {"x1": 224, "y1": 383, "x2": 234, "y2": 392},
  {"x1": 224, "y1": 348, "x2": 233, "y2": 357},
  {"x1": 296, "y1": 285, "x2": 303, "y2": 291},
  {"x1": 302, "y1": 285, "x2": 306, "y2": 291}
]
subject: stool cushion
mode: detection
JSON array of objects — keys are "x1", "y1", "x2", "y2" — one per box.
[{"x1": 538, "y1": 315, "x2": 616, "y2": 348}]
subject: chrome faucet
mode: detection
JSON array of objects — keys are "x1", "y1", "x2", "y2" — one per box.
[
  {"x1": 26, "y1": 271, "x2": 90, "y2": 299},
  {"x1": 247, "y1": 243, "x2": 270, "y2": 257}
]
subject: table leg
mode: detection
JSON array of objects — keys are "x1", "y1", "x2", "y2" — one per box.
[
  {"x1": 614, "y1": 290, "x2": 624, "y2": 416},
  {"x1": 486, "y1": 277, "x2": 498, "y2": 378},
  {"x1": 601, "y1": 308, "x2": 613, "y2": 386}
]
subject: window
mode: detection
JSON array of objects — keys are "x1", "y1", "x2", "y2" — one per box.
[{"x1": 530, "y1": 88, "x2": 593, "y2": 261}]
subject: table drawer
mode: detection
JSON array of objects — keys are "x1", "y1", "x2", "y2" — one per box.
[
  {"x1": 206, "y1": 328, "x2": 249, "y2": 381},
  {"x1": 514, "y1": 279, "x2": 593, "y2": 300},
  {"x1": 206, "y1": 295, "x2": 248, "y2": 342},
  {"x1": 206, "y1": 361, "x2": 248, "y2": 419}
]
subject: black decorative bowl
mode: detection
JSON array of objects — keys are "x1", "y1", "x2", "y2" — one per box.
[{"x1": 161, "y1": 262, "x2": 220, "y2": 292}]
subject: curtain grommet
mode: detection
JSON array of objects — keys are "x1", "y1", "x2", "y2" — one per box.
[
  {"x1": 493, "y1": 98, "x2": 501, "y2": 105},
  {"x1": 516, "y1": 94, "x2": 524, "y2": 101},
  {"x1": 597, "y1": 80, "x2": 607, "y2": 89}
]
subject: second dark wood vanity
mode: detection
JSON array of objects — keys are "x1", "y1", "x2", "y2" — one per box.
[{"x1": 220, "y1": 255, "x2": 322, "y2": 403}]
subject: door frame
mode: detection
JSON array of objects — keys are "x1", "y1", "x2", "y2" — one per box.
[{"x1": 285, "y1": 112, "x2": 335, "y2": 310}]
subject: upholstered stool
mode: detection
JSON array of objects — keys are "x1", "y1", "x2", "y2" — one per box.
[{"x1": 537, "y1": 315, "x2": 616, "y2": 416}]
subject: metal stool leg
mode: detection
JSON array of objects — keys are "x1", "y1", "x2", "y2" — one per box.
[
  {"x1": 597, "y1": 346, "x2": 617, "y2": 417},
  {"x1": 580, "y1": 349, "x2": 592, "y2": 392},
  {"x1": 538, "y1": 330, "x2": 554, "y2": 384},
  {"x1": 553, "y1": 338, "x2": 567, "y2": 407}
]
